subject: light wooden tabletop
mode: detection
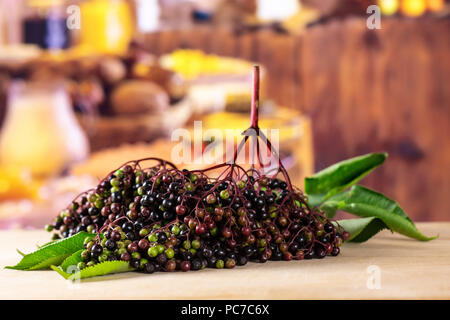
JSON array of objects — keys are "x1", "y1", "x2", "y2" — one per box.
[{"x1": 0, "y1": 222, "x2": 449, "y2": 300}]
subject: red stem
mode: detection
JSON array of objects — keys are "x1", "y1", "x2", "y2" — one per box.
[{"x1": 250, "y1": 65, "x2": 260, "y2": 129}]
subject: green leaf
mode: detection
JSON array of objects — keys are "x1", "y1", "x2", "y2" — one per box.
[
  {"x1": 305, "y1": 152, "x2": 387, "y2": 206},
  {"x1": 5, "y1": 232, "x2": 94, "y2": 270},
  {"x1": 36, "y1": 239, "x2": 58, "y2": 249},
  {"x1": 324, "y1": 185, "x2": 437, "y2": 241},
  {"x1": 333, "y1": 217, "x2": 388, "y2": 242},
  {"x1": 60, "y1": 249, "x2": 84, "y2": 272},
  {"x1": 320, "y1": 201, "x2": 339, "y2": 219},
  {"x1": 51, "y1": 261, "x2": 134, "y2": 280}
]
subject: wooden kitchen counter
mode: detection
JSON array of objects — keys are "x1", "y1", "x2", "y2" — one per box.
[{"x1": 0, "y1": 222, "x2": 449, "y2": 300}]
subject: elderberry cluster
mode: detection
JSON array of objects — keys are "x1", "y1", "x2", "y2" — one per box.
[{"x1": 46, "y1": 159, "x2": 348, "y2": 273}]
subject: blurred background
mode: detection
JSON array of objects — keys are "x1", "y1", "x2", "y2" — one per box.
[{"x1": 0, "y1": 0, "x2": 448, "y2": 228}]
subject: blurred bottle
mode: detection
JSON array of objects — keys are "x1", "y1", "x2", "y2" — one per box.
[
  {"x1": 78, "y1": 0, "x2": 134, "y2": 54},
  {"x1": 256, "y1": 0, "x2": 301, "y2": 21},
  {"x1": 158, "y1": 0, "x2": 194, "y2": 29},
  {"x1": 23, "y1": 0, "x2": 70, "y2": 49},
  {"x1": 0, "y1": 81, "x2": 89, "y2": 177},
  {"x1": 135, "y1": 0, "x2": 160, "y2": 34},
  {"x1": 0, "y1": 0, "x2": 23, "y2": 45}
]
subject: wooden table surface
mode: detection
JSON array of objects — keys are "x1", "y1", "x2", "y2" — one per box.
[{"x1": 0, "y1": 222, "x2": 449, "y2": 300}]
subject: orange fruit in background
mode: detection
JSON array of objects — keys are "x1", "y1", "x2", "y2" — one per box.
[
  {"x1": 427, "y1": 0, "x2": 445, "y2": 11},
  {"x1": 401, "y1": 0, "x2": 427, "y2": 16},
  {"x1": 378, "y1": 0, "x2": 400, "y2": 15}
]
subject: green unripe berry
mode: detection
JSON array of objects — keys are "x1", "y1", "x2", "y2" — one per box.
[
  {"x1": 110, "y1": 186, "x2": 120, "y2": 193},
  {"x1": 139, "y1": 258, "x2": 148, "y2": 269},
  {"x1": 149, "y1": 233, "x2": 158, "y2": 243},
  {"x1": 210, "y1": 226, "x2": 218, "y2": 236},
  {"x1": 44, "y1": 224, "x2": 53, "y2": 232},
  {"x1": 269, "y1": 206, "x2": 277, "y2": 218},
  {"x1": 110, "y1": 178, "x2": 120, "y2": 187},
  {"x1": 137, "y1": 187, "x2": 144, "y2": 195},
  {"x1": 183, "y1": 240, "x2": 191, "y2": 250},
  {"x1": 131, "y1": 252, "x2": 141, "y2": 260},
  {"x1": 189, "y1": 173, "x2": 198, "y2": 182},
  {"x1": 77, "y1": 262, "x2": 86, "y2": 270},
  {"x1": 165, "y1": 248, "x2": 175, "y2": 259},
  {"x1": 139, "y1": 228, "x2": 149, "y2": 237},
  {"x1": 81, "y1": 250, "x2": 89, "y2": 261},
  {"x1": 60, "y1": 209, "x2": 69, "y2": 218},
  {"x1": 148, "y1": 246, "x2": 158, "y2": 258},
  {"x1": 71, "y1": 202, "x2": 79, "y2": 211},
  {"x1": 192, "y1": 239, "x2": 201, "y2": 249},
  {"x1": 85, "y1": 240, "x2": 94, "y2": 250},
  {"x1": 116, "y1": 241, "x2": 125, "y2": 249},
  {"x1": 118, "y1": 248, "x2": 127, "y2": 255},
  {"x1": 185, "y1": 182, "x2": 195, "y2": 191},
  {"x1": 259, "y1": 239, "x2": 267, "y2": 247},
  {"x1": 86, "y1": 261, "x2": 95, "y2": 267},
  {"x1": 114, "y1": 169, "x2": 124, "y2": 178},
  {"x1": 89, "y1": 194, "x2": 98, "y2": 203},
  {"x1": 219, "y1": 190, "x2": 230, "y2": 200},
  {"x1": 86, "y1": 225, "x2": 96, "y2": 233},
  {"x1": 237, "y1": 180, "x2": 245, "y2": 189},
  {"x1": 216, "y1": 259, "x2": 224, "y2": 269},
  {"x1": 156, "y1": 244, "x2": 165, "y2": 254},
  {"x1": 171, "y1": 225, "x2": 180, "y2": 235},
  {"x1": 94, "y1": 199, "x2": 104, "y2": 209},
  {"x1": 98, "y1": 253, "x2": 108, "y2": 262}
]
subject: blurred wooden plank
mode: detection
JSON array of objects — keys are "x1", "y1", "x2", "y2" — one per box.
[
  {"x1": 178, "y1": 25, "x2": 211, "y2": 51},
  {"x1": 254, "y1": 31, "x2": 298, "y2": 109},
  {"x1": 208, "y1": 27, "x2": 238, "y2": 56},
  {"x1": 153, "y1": 29, "x2": 182, "y2": 55},
  {"x1": 236, "y1": 30, "x2": 257, "y2": 62},
  {"x1": 139, "y1": 32, "x2": 159, "y2": 54},
  {"x1": 301, "y1": 17, "x2": 450, "y2": 221}
]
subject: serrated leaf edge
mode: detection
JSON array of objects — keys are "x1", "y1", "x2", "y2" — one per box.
[{"x1": 51, "y1": 261, "x2": 134, "y2": 280}]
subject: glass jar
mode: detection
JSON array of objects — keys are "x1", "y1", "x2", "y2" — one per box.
[
  {"x1": 22, "y1": 0, "x2": 71, "y2": 49},
  {"x1": 0, "y1": 81, "x2": 89, "y2": 177},
  {"x1": 78, "y1": 0, "x2": 134, "y2": 54}
]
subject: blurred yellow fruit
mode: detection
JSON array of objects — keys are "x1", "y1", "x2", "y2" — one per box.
[
  {"x1": 0, "y1": 166, "x2": 40, "y2": 201},
  {"x1": 401, "y1": 0, "x2": 427, "y2": 17},
  {"x1": 79, "y1": 0, "x2": 134, "y2": 55},
  {"x1": 378, "y1": 0, "x2": 400, "y2": 15},
  {"x1": 160, "y1": 50, "x2": 253, "y2": 80},
  {"x1": 427, "y1": 0, "x2": 444, "y2": 11}
]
